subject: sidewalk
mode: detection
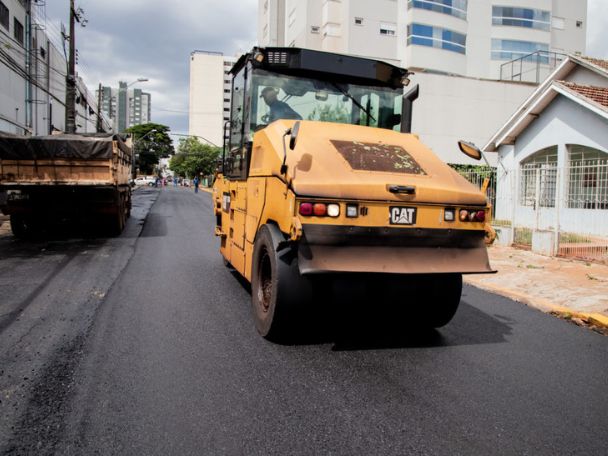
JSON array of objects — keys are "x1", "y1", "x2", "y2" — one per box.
[{"x1": 465, "y1": 244, "x2": 608, "y2": 332}]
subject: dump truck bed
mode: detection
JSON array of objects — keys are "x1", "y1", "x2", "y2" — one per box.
[{"x1": 0, "y1": 133, "x2": 132, "y2": 187}]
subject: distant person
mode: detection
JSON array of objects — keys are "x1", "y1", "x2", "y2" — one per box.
[
  {"x1": 173, "y1": 177, "x2": 178, "y2": 187},
  {"x1": 260, "y1": 87, "x2": 302, "y2": 123},
  {"x1": 193, "y1": 176, "x2": 199, "y2": 194}
]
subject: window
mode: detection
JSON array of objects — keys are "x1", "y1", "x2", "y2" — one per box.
[
  {"x1": 552, "y1": 16, "x2": 565, "y2": 30},
  {"x1": 224, "y1": 89, "x2": 230, "y2": 93},
  {"x1": 491, "y1": 39, "x2": 549, "y2": 62},
  {"x1": 576, "y1": 20, "x2": 583, "y2": 28},
  {"x1": 407, "y1": 0, "x2": 467, "y2": 21},
  {"x1": 567, "y1": 145, "x2": 608, "y2": 209},
  {"x1": 407, "y1": 23, "x2": 466, "y2": 55},
  {"x1": 250, "y1": 69, "x2": 404, "y2": 133},
  {"x1": 224, "y1": 98, "x2": 230, "y2": 102},
  {"x1": 14, "y1": 18, "x2": 24, "y2": 45},
  {"x1": 354, "y1": 17, "x2": 363, "y2": 25},
  {"x1": 0, "y1": 1, "x2": 8, "y2": 31},
  {"x1": 311, "y1": 25, "x2": 320, "y2": 33},
  {"x1": 380, "y1": 23, "x2": 396, "y2": 36},
  {"x1": 492, "y1": 6, "x2": 550, "y2": 32},
  {"x1": 519, "y1": 147, "x2": 558, "y2": 208}
]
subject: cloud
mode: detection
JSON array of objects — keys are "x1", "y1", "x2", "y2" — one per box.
[{"x1": 44, "y1": 0, "x2": 258, "y2": 134}]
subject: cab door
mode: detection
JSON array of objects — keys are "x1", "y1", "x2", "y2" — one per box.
[{"x1": 221, "y1": 62, "x2": 252, "y2": 276}]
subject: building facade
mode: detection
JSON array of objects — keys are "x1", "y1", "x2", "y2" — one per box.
[
  {"x1": 188, "y1": 51, "x2": 237, "y2": 147},
  {"x1": 0, "y1": 0, "x2": 107, "y2": 135},
  {"x1": 260, "y1": 0, "x2": 587, "y2": 79},
  {"x1": 98, "y1": 82, "x2": 151, "y2": 133}
]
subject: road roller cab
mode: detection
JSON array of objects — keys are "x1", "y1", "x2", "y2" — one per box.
[{"x1": 213, "y1": 47, "x2": 495, "y2": 341}]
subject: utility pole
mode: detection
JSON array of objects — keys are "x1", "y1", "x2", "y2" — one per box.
[
  {"x1": 64, "y1": 0, "x2": 87, "y2": 134},
  {"x1": 97, "y1": 82, "x2": 103, "y2": 133}
]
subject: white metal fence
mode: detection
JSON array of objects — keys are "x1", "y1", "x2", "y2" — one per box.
[{"x1": 457, "y1": 163, "x2": 608, "y2": 263}]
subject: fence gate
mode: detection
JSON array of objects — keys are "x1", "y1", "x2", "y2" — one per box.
[{"x1": 519, "y1": 163, "x2": 559, "y2": 232}]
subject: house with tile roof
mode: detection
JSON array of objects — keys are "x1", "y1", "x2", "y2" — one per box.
[{"x1": 483, "y1": 55, "x2": 608, "y2": 259}]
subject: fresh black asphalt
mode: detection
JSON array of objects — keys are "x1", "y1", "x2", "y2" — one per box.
[{"x1": 1, "y1": 186, "x2": 607, "y2": 455}]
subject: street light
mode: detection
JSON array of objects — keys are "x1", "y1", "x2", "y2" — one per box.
[
  {"x1": 171, "y1": 132, "x2": 219, "y2": 148},
  {"x1": 127, "y1": 77, "x2": 149, "y2": 88}
]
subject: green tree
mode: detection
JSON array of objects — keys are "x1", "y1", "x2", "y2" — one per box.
[
  {"x1": 126, "y1": 123, "x2": 175, "y2": 175},
  {"x1": 169, "y1": 137, "x2": 221, "y2": 178},
  {"x1": 307, "y1": 103, "x2": 350, "y2": 124}
]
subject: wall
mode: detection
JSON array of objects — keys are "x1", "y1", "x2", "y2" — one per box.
[{"x1": 410, "y1": 72, "x2": 535, "y2": 164}]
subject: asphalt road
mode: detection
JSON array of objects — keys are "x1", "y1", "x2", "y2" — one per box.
[{"x1": 1, "y1": 186, "x2": 607, "y2": 455}]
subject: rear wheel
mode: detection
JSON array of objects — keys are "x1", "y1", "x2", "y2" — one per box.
[
  {"x1": 251, "y1": 224, "x2": 312, "y2": 342},
  {"x1": 108, "y1": 193, "x2": 126, "y2": 236},
  {"x1": 415, "y1": 273, "x2": 462, "y2": 328},
  {"x1": 10, "y1": 214, "x2": 35, "y2": 239}
]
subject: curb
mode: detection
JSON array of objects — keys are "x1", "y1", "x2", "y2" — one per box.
[{"x1": 463, "y1": 277, "x2": 608, "y2": 330}]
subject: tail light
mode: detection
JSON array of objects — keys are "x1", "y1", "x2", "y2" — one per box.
[
  {"x1": 313, "y1": 203, "x2": 327, "y2": 216},
  {"x1": 459, "y1": 209, "x2": 486, "y2": 223},
  {"x1": 299, "y1": 202, "x2": 340, "y2": 218},
  {"x1": 299, "y1": 203, "x2": 313, "y2": 216}
]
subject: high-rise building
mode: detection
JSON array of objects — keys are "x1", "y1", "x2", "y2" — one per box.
[
  {"x1": 98, "y1": 83, "x2": 151, "y2": 133},
  {"x1": 258, "y1": 0, "x2": 588, "y2": 164},
  {"x1": 259, "y1": 0, "x2": 587, "y2": 79},
  {"x1": 188, "y1": 51, "x2": 237, "y2": 147}
]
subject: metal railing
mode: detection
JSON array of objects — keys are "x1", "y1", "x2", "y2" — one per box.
[{"x1": 500, "y1": 51, "x2": 568, "y2": 84}]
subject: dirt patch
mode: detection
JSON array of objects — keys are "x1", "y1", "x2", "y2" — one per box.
[{"x1": 331, "y1": 140, "x2": 426, "y2": 174}]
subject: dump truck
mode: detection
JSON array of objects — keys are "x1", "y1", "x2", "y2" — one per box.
[
  {"x1": 0, "y1": 133, "x2": 133, "y2": 237},
  {"x1": 213, "y1": 47, "x2": 495, "y2": 341}
]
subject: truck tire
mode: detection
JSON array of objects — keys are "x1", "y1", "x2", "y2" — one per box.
[
  {"x1": 417, "y1": 273, "x2": 462, "y2": 328},
  {"x1": 251, "y1": 224, "x2": 312, "y2": 342},
  {"x1": 108, "y1": 193, "x2": 126, "y2": 236},
  {"x1": 10, "y1": 214, "x2": 34, "y2": 239}
]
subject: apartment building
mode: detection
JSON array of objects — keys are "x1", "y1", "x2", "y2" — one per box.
[
  {"x1": 402, "y1": 0, "x2": 586, "y2": 80},
  {"x1": 259, "y1": 0, "x2": 400, "y2": 65},
  {"x1": 98, "y1": 83, "x2": 152, "y2": 133},
  {"x1": 258, "y1": 0, "x2": 588, "y2": 164},
  {"x1": 188, "y1": 51, "x2": 237, "y2": 147},
  {"x1": 260, "y1": 0, "x2": 587, "y2": 79},
  {"x1": 0, "y1": 0, "x2": 108, "y2": 134}
]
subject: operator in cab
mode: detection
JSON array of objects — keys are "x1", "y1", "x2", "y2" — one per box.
[{"x1": 260, "y1": 87, "x2": 302, "y2": 122}]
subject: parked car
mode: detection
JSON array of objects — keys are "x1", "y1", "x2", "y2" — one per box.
[{"x1": 134, "y1": 176, "x2": 156, "y2": 186}]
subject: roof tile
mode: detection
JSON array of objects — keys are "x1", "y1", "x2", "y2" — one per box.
[
  {"x1": 577, "y1": 56, "x2": 608, "y2": 74},
  {"x1": 558, "y1": 81, "x2": 608, "y2": 110}
]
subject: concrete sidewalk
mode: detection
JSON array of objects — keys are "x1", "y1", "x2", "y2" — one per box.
[{"x1": 465, "y1": 244, "x2": 608, "y2": 332}]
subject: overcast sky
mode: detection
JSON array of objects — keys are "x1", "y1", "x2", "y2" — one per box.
[{"x1": 44, "y1": 0, "x2": 607, "y2": 139}]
